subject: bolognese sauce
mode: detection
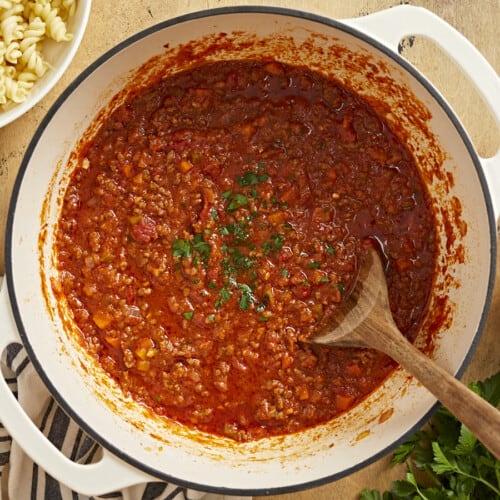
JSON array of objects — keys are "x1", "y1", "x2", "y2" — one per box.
[{"x1": 55, "y1": 59, "x2": 437, "y2": 441}]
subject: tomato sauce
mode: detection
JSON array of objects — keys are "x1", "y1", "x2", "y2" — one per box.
[{"x1": 55, "y1": 59, "x2": 437, "y2": 441}]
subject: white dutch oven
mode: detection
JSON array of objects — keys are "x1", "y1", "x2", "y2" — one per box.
[{"x1": 1, "y1": 6, "x2": 499, "y2": 497}]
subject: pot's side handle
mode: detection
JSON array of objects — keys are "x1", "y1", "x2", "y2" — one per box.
[
  {"x1": 344, "y1": 5, "x2": 500, "y2": 221},
  {"x1": 0, "y1": 278, "x2": 154, "y2": 496}
]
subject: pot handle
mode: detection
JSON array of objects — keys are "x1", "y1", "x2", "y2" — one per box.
[
  {"x1": 344, "y1": 5, "x2": 500, "y2": 220},
  {"x1": 0, "y1": 278, "x2": 155, "y2": 496}
]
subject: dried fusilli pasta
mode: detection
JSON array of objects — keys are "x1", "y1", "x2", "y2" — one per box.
[{"x1": 0, "y1": 0, "x2": 77, "y2": 110}]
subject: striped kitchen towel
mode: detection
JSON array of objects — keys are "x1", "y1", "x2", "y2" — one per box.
[{"x1": 0, "y1": 342, "x2": 246, "y2": 500}]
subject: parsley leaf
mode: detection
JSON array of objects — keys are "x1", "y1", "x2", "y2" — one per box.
[
  {"x1": 308, "y1": 261, "x2": 321, "y2": 269},
  {"x1": 173, "y1": 233, "x2": 211, "y2": 266},
  {"x1": 238, "y1": 283, "x2": 255, "y2": 311},
  {"x1": 215, "y1": 287, "x2": 232, "y2": 309},
  {"x1": 359, "y1": 491, "x2": 383, "y2": 500},
  {"x1": 192, "y1": 233, "x2": 210, "y2": 263},
  {"x1": 226, "y1": 193, "x2": 249, "y2": 211},
  {"x1": 172, "y1": 239, "x2": 191, "y2": 259},
  {"x1": 325, "y1": 243, "x2": 336, "y2": 255},
  {"x1": 237, "y1": 170, "x2": 269, "y2": 186},
  {"x1": 262, "y1": 233, "x2": 284, "y2": 255},
  {"x1": 360, "y1": 371, "x2": 500, "y2": 500},
  {"x1": 430, "y1": 441, "x2": 457, "y2": 475}
]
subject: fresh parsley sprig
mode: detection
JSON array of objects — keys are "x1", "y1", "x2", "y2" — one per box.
[{"x1": 360, "y1": 371, "x2": 500, "y2": 500}]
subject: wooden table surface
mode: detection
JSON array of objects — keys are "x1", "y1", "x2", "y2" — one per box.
[{"x1": 0, "y1": 1, "x2": 499, "y2": 498}]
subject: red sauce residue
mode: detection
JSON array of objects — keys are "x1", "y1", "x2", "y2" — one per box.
[{"x1": 378, "y1": 408, "x2": 394, "y2": 424}]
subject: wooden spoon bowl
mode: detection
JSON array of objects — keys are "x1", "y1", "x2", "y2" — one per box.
[{"x1": 311, "y1": 246, "x2": 500, "y2": 459}]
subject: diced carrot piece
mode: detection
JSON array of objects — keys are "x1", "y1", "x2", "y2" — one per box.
[
  {"x1": 268, "y1": 211, "x2": 286, "y2": 225},
  {"x1": 279, "y1": 187, "x2": 296, "y2": 204},
  {"x1": 311, "y1": 303, "x2": 323, "y2": 318},
  {"x1": 136, "y1": 360, "x2": 150, "y2": 371},
  {"x1": 104, "y1": 336, "x2": 120, "y2": 348},
  {"x1": 121, "y1": 164, "x2": 133, "y2": 177},
  {"x1": 178, "y1": 160, "x2": 193, "y2": 173},
  {"x1": 128, "y1": 215, "x2": 141, "y2": 224},
  {"x1": 203, "y1": 187, "x2": 215, "y2": 203},
  {"x1": 295, "y1": 385, "x2": 310, "y2": 401},
  {"x1": 92, "y1": 311, "x2": 112, "y2": 329},
  {"x1": 82, "y1": 284, "x2": 96, "y2": 297},
  {"x1": 135, "y1": 338, "x2": 155, "y2": 360},
  {"x1": 281, "y1": 354, "x2": 294, "y2": 370},
  {"x1": 335, "y1": 393, "x2": 355, "y2": 411}
]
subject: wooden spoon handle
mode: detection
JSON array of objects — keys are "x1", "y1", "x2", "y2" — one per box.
[{"x1": 370, "y1": 325, "x2": 500, "y2": 460}]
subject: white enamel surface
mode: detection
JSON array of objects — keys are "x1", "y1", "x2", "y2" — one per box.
[
  {"x1": 346, "y1": 5, "x2": 500, "y2": 220},
  {"x1": 2, "y1": 7, "x2": 497, "y2": 495},
  {"x1": 0, "y1": 0, "x2": 92, "y2": 128}
]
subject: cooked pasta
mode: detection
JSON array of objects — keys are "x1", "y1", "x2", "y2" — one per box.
[
  {"x1": 4, "y1": 40, "x2": 21, "y2": 63},
  {"x1": 29, "y1": 1, "x2": 72, "y2": 42},
  {"x1": 0, "y1": 0, "x2": 76, "y2": 110},
  {"x1": 49, "y1": 0, "x2": 75, "y2": 19},
  {"x1": 19, "y1": 16, "x2": 48, "y2": 76}
]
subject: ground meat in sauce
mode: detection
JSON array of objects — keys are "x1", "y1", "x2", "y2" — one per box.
[{"x1": 55, "y1": 59, "x2": 437, "y2": 442}]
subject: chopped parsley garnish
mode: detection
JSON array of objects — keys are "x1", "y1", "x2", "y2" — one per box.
[
  {"x1": 221, "y1": 248, "x2": 255, "y2": 278},
  {"x1": 230, "y1": 248, "x2": 254, "y2": 270},
  {"x1": 192, "y1": 233, "x2": 210, "y2": 259},
  {"x1": 308, "y1": 261, "x2": 321, "y2": 269},
  {"x1": 238, "y1": 284, "x2": 255, "y2": 311},
  {"x1": 262, "y1": 233, "x2": 284, "y2": 255},
  {"x1": 178, "y1": 171, "x2": 291, "y2": 315},
  {"x1": 226, "y1": 193, "x2": 249, "y2": 212},
  {"x1": 215, "y1": 287, "x2": 232, "y2": 309},
  {"x1": 325, "y1": 243, "x2": 335, "y2": 255},
  {"x1": 237, "y1": 171, "x2": 269, "y2": 186},
  {"x1": 173, "y1": 233, "x2": 211, "y2": 267},
  {"x1": 182, "y1": 311, "x2": 194, "y2": 320},
  {"x1": 172, "y1": 239, "x2": 192, "y2": 259},
  {"x1": 220, "y1": 220, "x2": 249, "y2": 242}
]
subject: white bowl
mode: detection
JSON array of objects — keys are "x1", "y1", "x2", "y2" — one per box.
[{"x1": 0, "y1": 0, "x2": 92, "y2": 128}]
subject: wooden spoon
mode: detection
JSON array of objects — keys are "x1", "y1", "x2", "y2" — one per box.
[{"x1": 311, "y1": 246, "x2": 500, "y2": 460}]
